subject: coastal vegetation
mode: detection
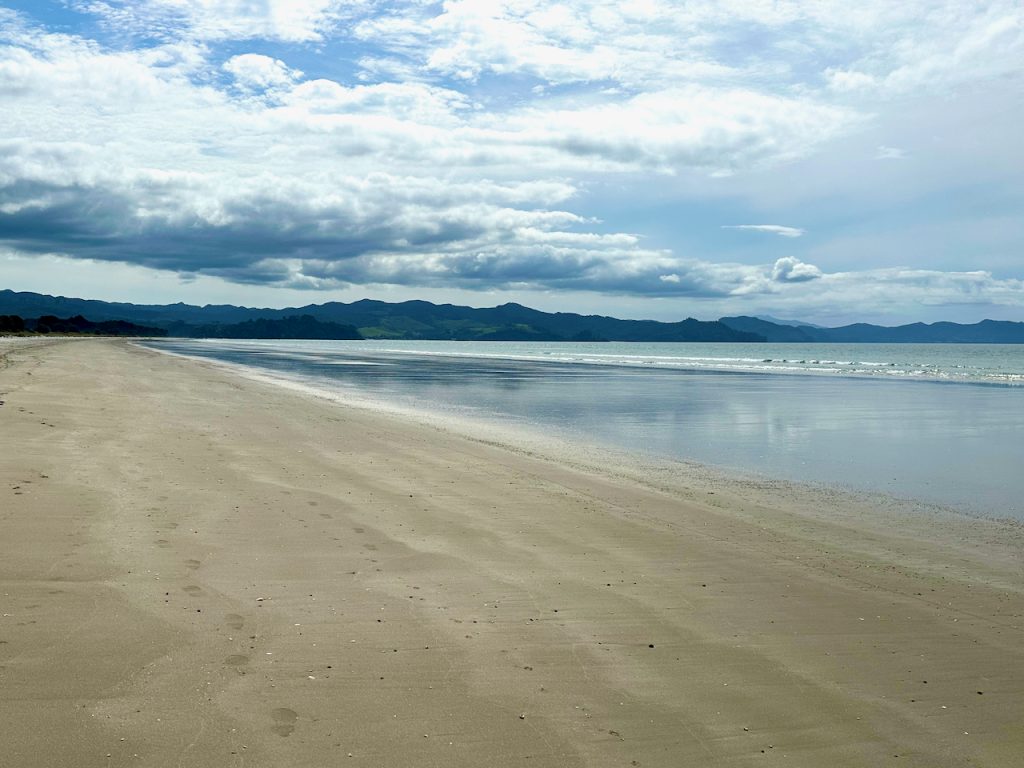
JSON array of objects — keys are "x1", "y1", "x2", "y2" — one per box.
[
  {"x1": 177, "y1": 314, "x2": 362, "y2": 340},
  {"x1": 0, "y1": 314, "x2": 165, "y2": 337},
  {"x1": 0, "y1": 313, "x2": 361, "y2": 340}
]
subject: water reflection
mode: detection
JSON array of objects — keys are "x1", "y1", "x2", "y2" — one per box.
[{"x1": 151, "y1": 340, "x2": 1024, "y2": 520}]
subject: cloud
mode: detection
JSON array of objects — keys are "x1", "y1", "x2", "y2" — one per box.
[
  {"x1": 0, "y1": 18, "x2": 856, "y2": 293},
  {"x1": 724, "y1": 225, "x2": 805, "y2": 238},
  {"x1": 771, "y1": 257, "x2": 822, "y2": 282},
  {"x1": 510, "y1": 87, "x2": 856, "y2": 175},
  {"x1": 224, "y1": 54, "x2": 302, "y2": 91},
  {"x1": 875, "y1": 145, "x2": 907, "y2": 160},
  {"x1": 826, "y1": 69, "x2": 876, "y2": 93},
  {"x1": 76, "y1": 0, "x2": 361, "y2": 42},
  {"x1": 352, "y1": 1, "x2": 1024, "y2": 101},
  {"x1": 354, "y1": 0, "x2": 748, "y2": 89},
  {"x1": 651, "y1": 265, "x2": 1024, "y2": 324},
  {"x1": 823, "y1": 2, "x2": 1024, "y2": 96},
  {"x1": 753, "y1": 267, "x2": 1024, "y2": 321}
]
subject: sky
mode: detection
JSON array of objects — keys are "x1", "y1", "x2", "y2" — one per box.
[{"x1": 0, "y1": 1, "x2": 1022, "y2": 325}]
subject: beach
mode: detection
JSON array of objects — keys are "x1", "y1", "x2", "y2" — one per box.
[{"x1": 1, "y1": 338, "x2": 1022, "y2": 767}]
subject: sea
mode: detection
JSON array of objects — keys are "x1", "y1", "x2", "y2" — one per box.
[{"x1": 144, "y1": 339, "x2": 1024, "y2": 522}]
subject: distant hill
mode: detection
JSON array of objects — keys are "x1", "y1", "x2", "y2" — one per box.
[
  {"x1": 302, "y1": 299, "x2": 758, "y2": 342},
  {"x1": 0, "y1": 290, "x2": 758, "y2": 342},
  {"x1": 718, "y1": 315, "x2": 1024, "y2": 343},
  {"x1": 751, "y1": 315, "x2": 827, "y2": 330},
  {"x1": 718, "y1": 316, "x2": 819, "y2": 342},
  {"x1": 0, "y1": 290, "x2": 264, "y2": 327},
  {"x1": 2, "y1": 290, "x2": 1022, "y2": 342},
  {"x1": 811, "y1": 319, "x2": 1024, "y2": 343}
]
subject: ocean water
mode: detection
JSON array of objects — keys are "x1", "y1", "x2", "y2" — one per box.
[{"x1": 146, "y1": 339, "x2": 1024, "y2": 520}]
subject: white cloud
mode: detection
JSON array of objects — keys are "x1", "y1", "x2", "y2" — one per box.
[
  {"x1": 224, "y1": 54, "x2": 302, "y2": 91},
  {"x1": 355, "y1": 0, "x2": 745, "y2": 88},
  {"x1": 823, "y1": 2, "x2": 1024, "y2": 97},
  {"x1": 78, "y1": 0, "x2": 363, "y2": 42},
  {"x1": 875, "y1": 145, "x2": 906, "y2": 160},
  {"x1": 724, "y1": 224, "x2": 805, "y2": 238},
  {"x1": 491, "y1": 87, "x2": 856, "y2": 175},
  {"x1": 825, "y1": 69, "x2": 876, "y2": 93},
  {"x1": 771, "y1": 256, "x2": 821, "y2": 282},
  {"x1": 279, "y1": 79, "x2": 474, "y2": 126},
  {"x1": 750, "y1": 267, "x2": 1024, "y2": 321},
  {"x1": 0, "y1": 17, "x2": 857, "y2": 289},
  {"x1": 351, "y1": 1, "x2": 1024, "y2": 101}
]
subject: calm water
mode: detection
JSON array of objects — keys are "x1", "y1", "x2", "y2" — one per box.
[{"x1": 147, "y1": 339, "x2": 1024, "y2": 520}]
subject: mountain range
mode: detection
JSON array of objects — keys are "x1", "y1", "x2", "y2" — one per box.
[
  {"x1": 2, "y1": 289, "x2": 1023, "y2": 343},
  {"x1": 718, "y1": 315, "x2": 1024, "y2": 343}
]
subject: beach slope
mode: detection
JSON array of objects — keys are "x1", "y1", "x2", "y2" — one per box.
[{"x1": 1, "y1": 338, "x2": 1021, "y2": 767}]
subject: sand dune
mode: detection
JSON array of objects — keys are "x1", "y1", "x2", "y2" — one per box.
[{"x1": 1, "y1": 338, "x2": 1021, "y2": 767}]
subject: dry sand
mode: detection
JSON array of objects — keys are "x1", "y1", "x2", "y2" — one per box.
[{"x1": 1, "y1": 337, "x2": 1022, "y2": 767}]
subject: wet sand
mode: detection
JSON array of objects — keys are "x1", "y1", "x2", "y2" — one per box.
[{"x1": 1, "y1": 337, "x2": 1022, "y2": 767}]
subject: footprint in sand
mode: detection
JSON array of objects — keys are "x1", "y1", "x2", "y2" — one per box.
[
  {"x1": 363, "y1": 543, "x2": 378, "y2": 551},
  {"x1": 224, "y1": 654, "x2": 249, "y2": 667},
  {"x1": 182, "y1": 585, "x2": 203, "y2": 596},
  {"x1": 271, "y1": 708, "x2": 298, "y2": 737},
  {"x1": 319, "y1": 512, "x2": 333, "y2": 519},
  {"x1": 155, "y1": 540, "x2": 171, "y2": 548},
  {"x1": 184, "y1": 559, "x2": 201, "y2": 570},
  {"x1": 225, "y1": 614, "x2": 244, "y2": 630},
  {"x1": 353, "y1": 527, "x2": 365, "y2": 534}
]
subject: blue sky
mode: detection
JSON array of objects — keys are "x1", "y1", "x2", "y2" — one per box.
[{"x1": 1, "y1": 1, "x2": 1022, "y2": 324}]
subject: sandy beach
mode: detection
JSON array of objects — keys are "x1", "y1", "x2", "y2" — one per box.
[{"x1": 1, "y1": 337, "x2": 1022, "y2": 767}]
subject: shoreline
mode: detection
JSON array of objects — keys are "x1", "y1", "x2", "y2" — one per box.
[
  {"x1": 143, "y1": 336, "x2": 1024, "y2": 386},
  {"x1": 144, "y1": 338, "x2": 1024, "y2": 524},
  {"x1": 2, "y1": 338, "x2": 1022, "y2": 767},
  {"x1": 145, "y1": 340, "x2": 1024, "y2": 591}
]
